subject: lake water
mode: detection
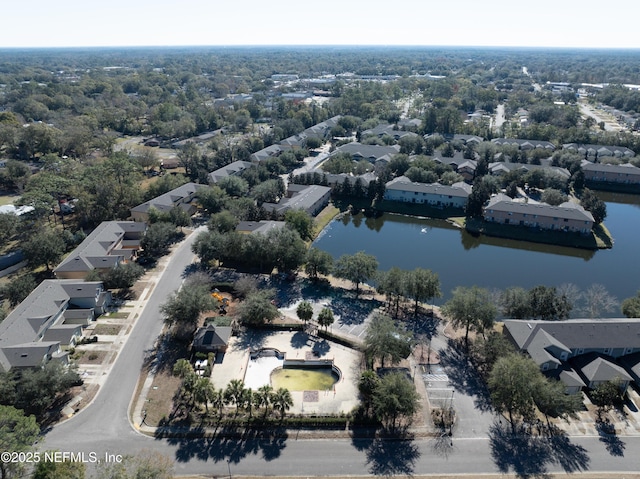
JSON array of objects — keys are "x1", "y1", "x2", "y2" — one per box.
[{"x1": 313, "y1": 191, "x2": 640, "y2": 315}]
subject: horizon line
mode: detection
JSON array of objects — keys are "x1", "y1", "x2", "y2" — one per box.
[{"x1": 2, "y1": 44, "x2": 640, "y2": 52}]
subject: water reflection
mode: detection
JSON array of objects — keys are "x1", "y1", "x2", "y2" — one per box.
[{"x1": 314, "y1": 201, "x2": 640, "y2": 310}]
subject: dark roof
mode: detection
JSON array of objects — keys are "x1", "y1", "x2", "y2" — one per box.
[
  {"x1": 485, "y1": 197, "x2": 594, "y2": 222},
  {"x1": 192, "y1": 325, "x2": 232, "y2": 351},
  {"x1": 130, "y1": 183, "x2": 205, "y2": 215},
  {"x1": 54, "y1": 221, "x2": 145, "y2": 274},
  {"x1": 504, "y1": 319, "x2": 640, "y2": 352}
]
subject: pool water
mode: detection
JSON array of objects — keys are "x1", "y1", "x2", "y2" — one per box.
[{"x1": 271, "y1": 366, "x2": 338, "y2": 391}]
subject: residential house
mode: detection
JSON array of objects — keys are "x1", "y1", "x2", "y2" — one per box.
[
  {"x1": 503, "y1": 319, "x2": 640, "y2": 393},
  {"x1": 130, "y1": 182, "x2": 206, "y2": 222},
  {"x1": 207, "y1": 161, "x2": 254, "y2": 184},
  {"x1": 0, "y1": 280, "x2": 109, "y2": 371},
  {"x1": 384, "y1": 176, "x2": 471, "y2": 209},
  {"x1": 331, "y1": 142, "x2": 401, "y2": 163},
  {"x1": 192, "y1": 324, "x2": 232, "y2": 354},
  {"x1": 262, "y1": 184, "x2": 331, "y2": 218},
  {"x1": 250, "y1": 144, "x2": 283, "y2": 163},
  {"x1": 563, "y1": 143, "x2": 635, "y2": 159},
  {"x1": 53, "y1": 221, "x2": 146, "y2": 279},
  {"x1": 320, "y1": 171, "x2": 377, "y2": 189},
  {"x1": 492, "y1": 138, "x2": 556, "y2": 151},
  {"x1": 488, "y1": 162, "x2": 571, "y2": 181},
  {"x1": 236, "y1": 220, "x2": 286, "y2": 235},
  {"x1": 483, "y1": 194, "x2": 594, "y2": 233},
  {"x1": 361, "y1": 123, "x2": 419, "y2": 141},
  {"x1": 581, "y1": 161, "x2": 640, "y2": 185}
]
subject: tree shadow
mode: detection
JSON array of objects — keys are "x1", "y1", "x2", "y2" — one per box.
[
  {"x1": 431, "y1": 432, "x2": 454, "y2": 459},
  {"x1": 330, "y1": 295, "x2": 382, "y2": 326},
  {"x1": 403, "y1": 312, "x2": 439, "y2": 339},
  {"x1": 488, "y1": 421, "x2": 590, "y2": 478},
  {"x1": 437, "y1": 339, "x2": 492, "y2": 412},
  {"x1": 596, "y1": 418, "x2": 626, "y2": 457},
  {"x1": 364, "y1": 431, "x2": 421, "y2": 477},
  {"x1": 290, "y1": 330, "x2": 309, "y2": 349},
  {"x1": 312, "y1": 339, "x2": 331, "y2": 357},
  {"x1": 155, "y1": 423, "x2": 288, "y2": 464},
  {"x1": 233, "y1": 330, "x2": 268, "y2": 351}
]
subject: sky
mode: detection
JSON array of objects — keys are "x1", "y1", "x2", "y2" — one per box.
[{"x1": 2, "y1": 0, "x2": 640, "y2": 49}]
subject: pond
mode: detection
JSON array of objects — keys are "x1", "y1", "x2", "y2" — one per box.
[
  {"x1": 313, "y1": 191, "x2": 640, "y2": 315},
  {"x1": 271, "y1": 366, "x2": 339, "y2": 391}
]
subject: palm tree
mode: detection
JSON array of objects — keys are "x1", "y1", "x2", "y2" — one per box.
[
  {"x1": 256, "y1": 384, "x2": 273, "y2": 418},
  {"x1": 193, "y1": 377, "x2": 215, "y2": 414},
  {"x1": 173, "y1": 358, "x2": 194, "y2": 378},
  {"x1": 210, "y1": 388, "x2": 227, "y2": 418},
  {"x1": 242, "y1": 388, "x2": 254, "y2": 418},
  {"x1": 224, "y1": 379, "x2": 246, "y2": 415},
  {"x1": 271, "y1": 388, "x2": 293, "y2": 420}
]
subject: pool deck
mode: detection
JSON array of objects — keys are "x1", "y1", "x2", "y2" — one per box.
[{"x1": 211, "y1": 330, "x2": 360, "y2": 415}]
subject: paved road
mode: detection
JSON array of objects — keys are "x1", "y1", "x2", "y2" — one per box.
[
  {"x1": 41, "y1": 227, "x2": 206, "y2": 454},
  {"x1": 40, "y1": 225, "x2": 640, "y2": 476}
]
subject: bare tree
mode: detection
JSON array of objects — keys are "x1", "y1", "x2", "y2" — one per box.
[{"x1": 581, "y1": 283, "x2": 618, "y2": 319}]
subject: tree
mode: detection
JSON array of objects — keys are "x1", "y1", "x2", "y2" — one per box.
[
  {"x1": 441, "y1": 286, "x2": 497, "y2": 349},
  {"x1": 207, "y1": 210, "x2": 238, "y2": 233},
  {"x1": 527, "y1": 285, "x2": 571, "y2": 321},
  {"x1": 376, "y1": 267, "x2": 407, "y2": 318},
  {"x1": 581, "y1": 283, "x2": 618, "y2": 319},
  {"x1": 94, "y1": 450, "x2": 174, "y2": 479},
  {"x1": 580, "y1": 188, "x2": 607, "y2": 224},
  {"x1": 333, "y1": 251, "x2": 378, "y2": 295},
  {"x1": 160, "y1": 284, "x2": 217, "y2": 338},
  {"x1": 32, "y1": 454, "x2": 86, "y2": 479},
  {"x1": 1, "y1": 274, "x2": 36, "y2": 307},
  {"x1": 471, "y1": 331, "x2": 516, "y2": 377},
  {"x1": 140, "y1": 222, "x2": 181, "y2": 258},
  {"x1": 591, "y1": 379, "x2": 624, "y2": 416},
  {"x1": 271, "y1": 387, "x2": 294, "y2": 419},
  {"x1": 197, "y1": 185, "x2": 228, "y2": 214},
  {"x1": 500, "y1": 287, "x2": 531, "y2": 318},
  {"x1": 193, "y1": 377, "x2": 215, "y2": 414},
  {"x1": 0, "y1": 405, "x2": 40, "y2": 479},
  {"x1": 22, "y1": 230, "x2": 65, "y2": 272},
  {"x1": 358, "y1": 370, "x2": 380, "y2": 415},
  {"x1": 622, "y1": 290, "x2": 640, "y2": 318},
  {"x1": 373, "y1": 372, "x2": 420, "y2": 433},
  {"x1": 10, "y1": 361, "x2": 81, "y2": 420},
  {"x1": 404, "y1": 268, "x2": 441, "y2": 317},
  {"x1": 488, "y1": 353, "x2": 543, "y2": 433},
  {"x1": 237, "y1": 290, "x2": 280, "y2": 326},
  {"x1": 266, "y1": 227, "x2": 308, "y2": 272},
  {"x1": 284, "y1": 209, "x2": 314, "y2": 241},
  {"x1": 533, "y1": 378, "x2": 582, "y2": 426},
  {"x1": 296, "y1": 300, "x2": 313, "y2": 324},
  {"x1": 252, "y1": 179, "x2": 284, "y2": 205},
  {"x1": 304, "y1": 247, "x2": 333, "y2": 279},
  {"x1": 363, "y1": 314, "x2": 412, "y2": 368},
  {"x1": 540, "y1": 188, "x2": 567, "y2": 206},
  {"x1": 95, "y1": 263, "x2": 145, "y2": 290},
  {"x1": 255, "y1": 384, "x2": 273, "y2": 418},
  {"x1": 317, "y1": 307, "x2": 335, "y2": 331},
  {"x1": 217, "y1": 176, "x2": 249, "y2": 197},
  {"x1": 0, "y1": 213, "x2": 19, "y2": 242},
  {"x1": 224, "y1": 379, "x2": 246, "y2": 414}
]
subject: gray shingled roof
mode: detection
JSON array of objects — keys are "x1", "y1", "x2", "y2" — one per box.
[
  {"x1": 581, "y1": 161, "x2": 640, "y2": 177},
  {"x1": 485, "y1": 197, "x2": 594, "y2": 222},
  {"x1": 0, "y1": 280, "x2": 104, "y2": 371},
  {"x1": 130, "y1": 183, "x2": 206, "y2": 214},
  {"x1": 504, "y1": 319, "x2": 640, "y2": 352},
  {"x1": 385, "y1": 176, "x2": 472, "y2": 198},
  {"x1": 54, "y1": 221, "x2": 145, "y2": 275},
  {"x1": 332, "y1": 142, "x2": 400, "y2": 161},
  {"x1": 236, "y1": 221, "x2": 286, "y2": 235},
  {"x1": 207, "y1": 161, "x2": 254, "y2": 184}
]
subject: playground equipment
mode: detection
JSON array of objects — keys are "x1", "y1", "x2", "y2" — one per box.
[{"x1": 211, "y1": 291, "x2": 230, "y2": 305}]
